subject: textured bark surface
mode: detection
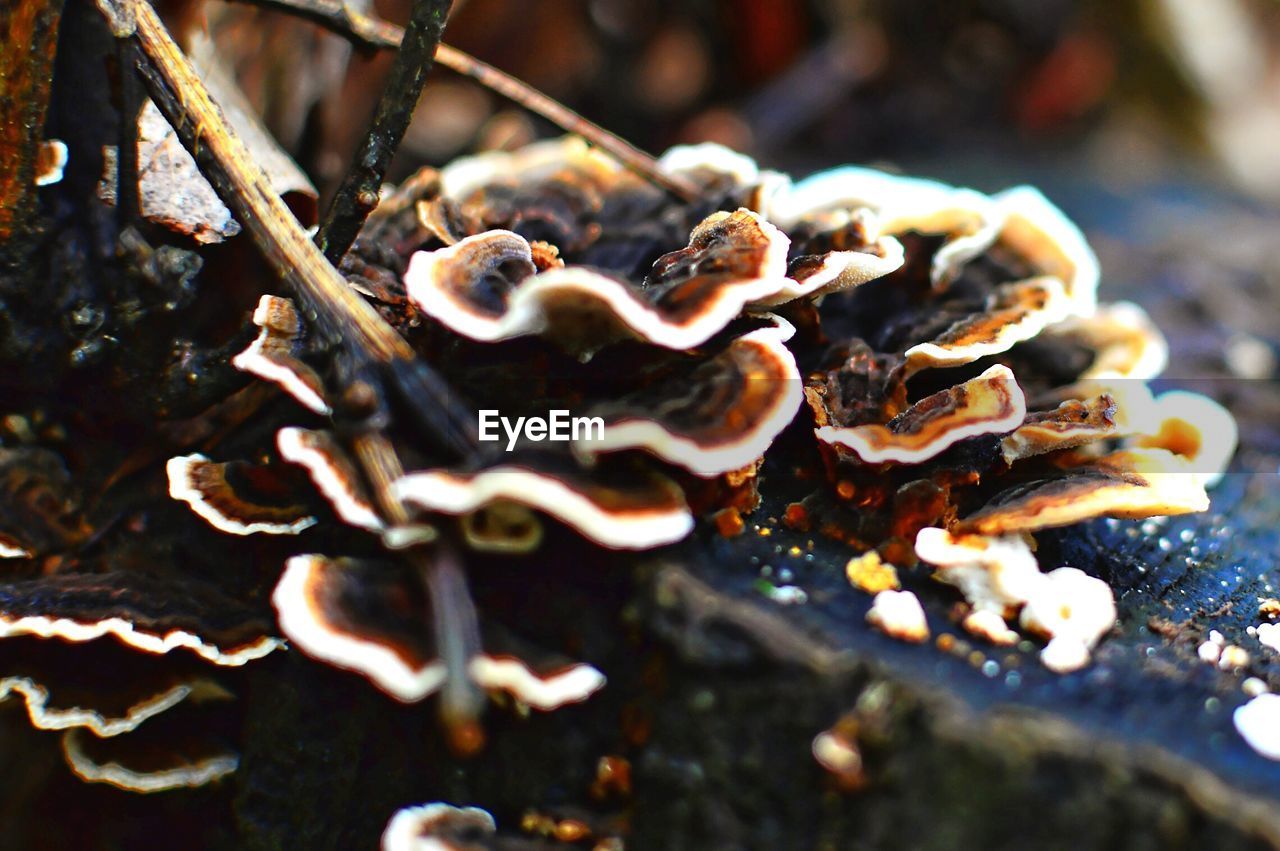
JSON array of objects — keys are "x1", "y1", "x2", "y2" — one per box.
[{"x1": 0, "y1": 0, "x2": 63, "y2": 251}]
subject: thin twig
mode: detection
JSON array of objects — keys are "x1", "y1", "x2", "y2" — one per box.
[
  {"x1": 433, "y1": 44, "x2": 701, "y2": 202},
  {"x1": 103, "y1": 0, "x2": 477, "y2": 459},
  {"x1": 315, "y1": 0, "x2": 453, "y2": 266},
  {"x1": 116, "y1": 37, "x2": 143, "y2": 226},
  {"x1": 226, "y1": 0, "x2": 402, "y2": 51},
  {"x1": 220, "y1": 0, "x2": 701, "y2": 202}
]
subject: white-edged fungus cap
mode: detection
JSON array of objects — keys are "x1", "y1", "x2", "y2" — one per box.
[
  {"x1": 575, "y1": 316, "x2": 803, "y2": 477},
  {"x1": 381, "y1": 802, "x2": 497, "y2": 851},
  {"x1": 993, "y1": 185, "x2": 1100, "y2": 316},
  {"x1": 767, "y1": 166, "x2": 1006, "y2": 285},
  {"x1": 816, "y1": 364, "x2": 1026, "y2": 464},
  {"x1": 393, "y1": 457, "x2": 693, "y2": 550},
  {"x1": 166, "y1": 453, "x2": 317, "y2": 536},
  {"x1": 404, "y1": 210, "x2": 797, "y2": 353},
  {"x1": 231, "y1": 295, "x2": 331, "y2": 415},
  {"x1": 904, "y1": 276, "x2": 1073, "y2": 373}
]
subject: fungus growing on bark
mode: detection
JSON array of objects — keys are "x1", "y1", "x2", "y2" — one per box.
[
  {"x1": 393, "y1": 454, "x2": 693, "y2": 550},
  {"x1": 2, "y1": 674, "x2": 216, "y2": 739},
  {"x1": 0, "y1": 573, "x2": 284, "y2": 666},
  {"x1": 276, "y1": 427, "x2": 387, "y2": 533},
  {"x1": 902, "y1": 276, "x2": 1073, "y2": 372},
  {"x1": 231, "y1": 295, "x2": 331, "y2": 415},
  {"x1": 991, "y1": 186, "x2": 1100, "y2": 314},
  {"x1": 61, "y1": 720, "x2": 240, "y2": 793},
  {"x1": 957, "y1": 448, "x2": 1212, "y2": 536},
  {"x1": 767, "y1": 166, "x2": 1005, "y2": 285},
  {"x1": 1131, "y1": 390, "x2": 1238, "y2": 487},
  {"x1": 148, "y1": 130, "x2": 1240, "y2": 747},
  {"x1": 915, "y1": 531, "x2": 1118, "y2": 667},
  {"x1": 340, "y1": 141, "x2": 1236, "y2": 681},
  {"x1": 381, "y1": 802, "x2": 497, "y2": 851},
  {"x1": 272, "y1": 554, "x2": 604, "y2": 711},
  {"x1": 467, "y1": 655, "x2": 606, "y2": 712},
  {"x1": 3, "y1": 0, "x2": 1253, "y2": 816},
  {"x1": 271, "y1": 554, "x2": 448, "y2": 702},
  {"x1": 1020, "y1": 567, "x2": 1117, "y2": 673},
  {"x1": 403, "y1": 210, "x2": 800, "y2": 353},
  {"x1": 815, "y1": 364, "x2": 1026, "y2": 464},
  {"x1": 166, "y1": 453, "x2": 317, "y2": 536},
  {"x1": 0, "y1": 637, "x2": 228, "y2": 738},
  {"x1": 999, "y1": 393, "x2": 1121, "y2": 464},
  {"x1": 574, "y1": 317, "x2": 803, "y2": 477},
  {"x1": 1047, "y1": 301, "x2": 1168, "y2": 381},
  {"x1": 0, "y1": 570, "x2": 280, "y2": 793},
  {"x1": 914, "y1": 529, "x2": 1045, "y2": 617}
]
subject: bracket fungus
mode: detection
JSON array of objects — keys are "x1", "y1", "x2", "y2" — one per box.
[
  {"x1": 58, "y1": 684, "x2": 242, "y2": 793},
  {"x1": 766, "y1": 166, "x2": 1004, "y2": 286},
  {"x1": 276, "y1": 426, "x2": 388, "y2": 534},
  {"x1": 230, "y1": 294, "x2": 332, "y2": 416},
  {"x1": 572, "y1": 317, "x2": 804, "y2": 476},
  {"x1": 272, "y1": 554, "x2": 604, "y2": 711},
  {"x1": 403, "y1": 204, "x2": 900, "y2": 357},
  {"x1": 0, "y1": 573, "x2": 283, "y2": 667},
  {"x1": 0, "y1": 569, "x2": 281, "y2": 791},
  {"x1": 393, "y1": 452, "x2": 694, "y2": 550},
  {"x1": 814, "y1": 364, "x2": 1027, "y2": 464},
  {"x1": 166, "y1": 453, "x2": 318, "y2": 536},
  {"x1": 0, "y1": 0, "x2": 1257, "y2": 825},
  {"x1": 125, "y1": 132, "x2": 1241, "y2": 791},
  {"x1": 381, "y1": 802, "x2": 497, "y2": 851}
]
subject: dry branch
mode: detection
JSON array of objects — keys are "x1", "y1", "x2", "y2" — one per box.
[{"x1": 315, "y1": 0, "x2": 453, "y2": 265}]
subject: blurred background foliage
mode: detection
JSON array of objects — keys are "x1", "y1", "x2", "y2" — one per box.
[{"x1": 198, "y1": 0, "x2": 1280, "y2": 202}]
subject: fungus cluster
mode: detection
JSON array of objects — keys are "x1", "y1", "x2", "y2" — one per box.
[
  {"x1": 3, "y1": 135, "x2": 1237, "y2": 797},
  {"x1": 184, "y1": 137, "x2": 1236, "y2": 720},
  {"x1": 0, "y1": 569, "x2": 281, "y2": 791}
]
